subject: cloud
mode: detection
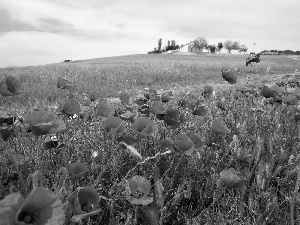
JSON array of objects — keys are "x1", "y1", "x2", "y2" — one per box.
[{"x1": 0, "y1": 0, "x2": 299, "y2": 67}]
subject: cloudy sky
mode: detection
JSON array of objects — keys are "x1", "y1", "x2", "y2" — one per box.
[{"x1": 0, "y1": 0, "x2": 299, "y2": 67}]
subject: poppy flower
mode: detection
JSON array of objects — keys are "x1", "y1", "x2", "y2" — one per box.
[
  {"x1": 212, "y1": 118, "x2": 231, "y2": 135},
  {"x1": 26, "y1": 111, "x2": 67, "y2": 136},
  {"x1": 125, "y1": 175, "x2": 153, "y2": 205},
  {"x1": 0, "y1": 187, "x2": 65, "y2": 225},
  {"x1": 144, "y1": 88, "x2": 158, "y2": 100},
  {"x1": 0, "y1": 127, "x2": 12, "y2": 141},
  {"x1": 77, "y1": 186, "x2": 100, "y2": 212},
  {"x1": 132, "y1": 117, "x2": 157, "y2": 138},
  {"x1": 173, "y1": 134, "x2": 194, "y2": 155},
  {"x1": 295, "y1": 113, "x2": 300, "y2": 122},
  {"x1": 192, "y1": 104, "x2": 208, "y2": 116},
  {"x1": 283, "y1": 94, "x2": 299, "y2": 105},
  {"x1": 119, "y1": 91, "x2": 133, "y2": 109},
  {"x1": 79, "y1": 106, "x2": 93, "y2": 121},
  {"x1": 161, "y1": 91, "x2": 172, "y2": 103},
  {"x1": 221, "y1": 69, "x2": 237, "y2": 84},
  {"x1": 158, "y1": 138, "x2": 174, "y2": 150},
  {"x1": 217, "y1": 169, "x2": 245, "y2": 189},
  {"x1": 0, "y1": 116, "x2": 19, "y2": 126},
  {"x1": 138, "y1": 104, "x2": 150, "y2": 116},
  {"x1": 44, "y1": 139, "x2": 65, "y2": 150},
  {"x1": 67, "y1": 162, "x2": 88, "y2": 181},
  {"x1": 151, "y1": 101, "x2": 166, "y2": 115},
  {"x1": 57, "y1": 77, "x2": 75, "y2": 90},
  {"x1": 61, "y1": 98, "x2": 81, "y2": 116},
  {"x1": 0, "y1": 75, "x2": 23, "y2": 96},
  {"x1": 103, "y1": 116, "x2": 125, "y2": 135},
  {"x1": 177, "y1": 99, "x2": 193, "y2": 110},
  {"x1": 260, "y1": 85, "x2": 278, "y2": 98},
  {"x1": 97, "y1": 100, "x2": 113, "y2": 117},
  {"x1": 165, "y1": 109, "x2": 184, "y2": 129},
  {"x1": 187, "y1": 133, "x2": 204, "y2": 151},
  {"x1": 135, "y1": 97, "x2": 148, "y2": 106},
  {"x1": 202, "y1": 85, "x2": 213, "y2": 98}
]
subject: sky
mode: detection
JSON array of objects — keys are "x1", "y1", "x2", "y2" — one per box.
[{"x1": 0, "y1": 0, "x2": 299, "y2": 67}]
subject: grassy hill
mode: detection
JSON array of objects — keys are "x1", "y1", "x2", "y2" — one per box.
[{"x1": 1, "y1": 53, "x2": 299, "y2": 111}]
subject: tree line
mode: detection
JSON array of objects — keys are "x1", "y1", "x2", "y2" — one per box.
[{"x1": 148, "y1": 36, "x2": 249, "y2": 54}]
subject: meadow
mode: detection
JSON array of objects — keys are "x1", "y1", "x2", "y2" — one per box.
[{"x1": 1, "y1": 53, "x2": 300, "y2": 225}]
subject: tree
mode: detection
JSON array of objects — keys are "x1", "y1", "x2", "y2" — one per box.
[
  {"x1": 191, "y1": 36, "x2": 208, "y2": 50},
  {"x1": 171, "y1": 40, "x2": 176, "y2": 48},
  {"x1": 239, "y1": 45, "x2": 248, "y2": 54},
  {"x1": 217, "y1": 42, "x2": 223, "y2": 53},
  {"x1": 158, "y1": 38, "x2": 162, "y2": 51},
  {"x1": 224, "y1": 40, "x2": 240, "y2": 54},
  {"x1": 207, "y1": 45, "x2": 216, "y2": 53}
]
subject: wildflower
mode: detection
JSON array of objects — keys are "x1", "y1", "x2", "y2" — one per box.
[
  {"x1": 92, "y1": 151, "x2": 98, "y2": 158},
  {"x1": 0, "y1": 187, "x2": 65, "y2": 225},
  {"x1": 125, "y1": 175, "x2": 153, "y2": 205},
  {"x1": 260, "y1": 85, "x2": 279, "y2": 98},
  {"x1": 77, "y1": 186, "x2": 100, "y2": 212},
  {"x1": 67, "y1": 162, "x2": 88, "y2": 181},
  {"x1": 202, "y1": 85, "x2": 213, "y2": 98},
  {"x1": 221, "y1": 69, "x2": 237, "y2": 84},
  {"x1": 26, "y1": 111, "x2": 67, "y2": 136},
  {"x1": 57, "y1": 77, "x2": 75, "y2": 90},
  {"x1": 61, "y1": 98, "x2": 81, "y2": 116},
  {"x1": 217, "y1": 169, "x2": 245, "y2": 189},
  {"x1": 192, "y1": 104, "x2": 208, "y2": 116},
  {"x1": 0, "y1": 75, "x2": 23, "y2": 96},
  {"x1": 103, "y1": 116, "x2": 126, "y2": 135},
  {"x1": 165, "y1": 109, "x2": 184, "y2": 129},
  {"x1": 212, "y1": 118, "x2": 231, "y2": 135},
  {"x1": 97, "y1": 99, "x2": 112, "y2": 117},
  {"x1": 132, "y1": 117, "x2": 157, "y2": 138},
  {"x1": 151, "y1": 101, "x2": 166, "y2": 115},
  {"x1": 173, "y1": 134, "x2": 195, "y2": 155},
  {"x1": 119, "y1": 91, "x2": 133, "y2": 109}
]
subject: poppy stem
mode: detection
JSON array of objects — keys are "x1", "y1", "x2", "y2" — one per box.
[{"x1": 290, "y1": 160, "x2": 300, "y2": 225}]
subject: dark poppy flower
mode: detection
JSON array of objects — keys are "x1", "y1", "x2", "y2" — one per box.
[
  {"x1": 202, "y1": 85, "x2": 214, "y2": 98},
  {"x1": 135, "y1": 97, "x2": 148, "y2": 106},
  {"x1": 222, "y1": 69, "x2": 237, "y2": 84},
  {"x1": 125, "y1": 175, "x2": 153, "y2": 205},
  {"x1": 217, "y1": 169, "x2": 245, "y2": 189},
  {"x1": 138, "y1": 104, "x2": 150, "y2": 116},
  {"x1": 0, "y1": 127, "x2": 12, "y2": 141},
  {"x1": 233, "y1": 90, "x2": 242, "y2": 100},
  {"x1": 0, "y1": 75, "x2": 23, "y2": 96},
  {"x1": 103, "y1": 116, "x2": 125, "y2": 135},
  {"x1": 161, "y1": 91, "x2": 172, "y2": 103},
  {"x1": 165, "y1": 109, "x2": 184, "y2": 129},
  {"x1": 26, "y1": 111, "x2": 67, "y2": 136},
  {"x1": 61, "y1": 98, "x2": 81, "y2": 116},
  {"x1": 0, "y1": 187, "x2": 65, "y2": 225},
  {"x1": 192, "y1": 104, "x2": 208, "y2": 116},
  {"x1": 132, "y1": 117, "x2": 157, "y2": 138},
  {"x1": 0, "y1": 116, "x2": 19, "y2": 126},
  {"x1": 260, "y1": 85, "x2": 278, "y2": 98},
  {"x1": 151, "y1": 101, "x2": 166, "y2": 115},
  {"x1": 144, "y1": 88, "x2": 158, "y2": 100},
  {"x1": 57, "y1": 77, "x2": 75, "y2": 90},
  {"x1": 44, "y1": 139, "x2": 65, "y2": 150},
  {"x1": 78, "y1": 186, "x2": 100, "y2": 212},
  {"x1": 212, "y1": 118, "x2": 231, "y2": 135},
  {"x1": 97, "y1": 100, "x2": 113, "y2": 117},
  {"x1": 67, "y1": 162, "x2": 88, "y2": 181},
  {"x1": 173, "y1": 134, "x2": 194, "y2": 155}
]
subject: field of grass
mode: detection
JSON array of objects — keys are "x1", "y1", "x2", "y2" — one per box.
[{"x1": 1, "y1": 53, "x2": 300, "y2": 225}]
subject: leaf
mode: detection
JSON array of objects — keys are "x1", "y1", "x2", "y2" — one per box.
[
  {"x1": 97, "y1": 100, "x2": 113, "y2": 117},
  {"x1": 0, "y1": 192, "x2": 24, "y2": 225}
]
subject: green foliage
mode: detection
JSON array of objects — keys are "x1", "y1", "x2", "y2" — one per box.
[{"x1": 0, "y1": 54, "x2": 300, "y2": 224}]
